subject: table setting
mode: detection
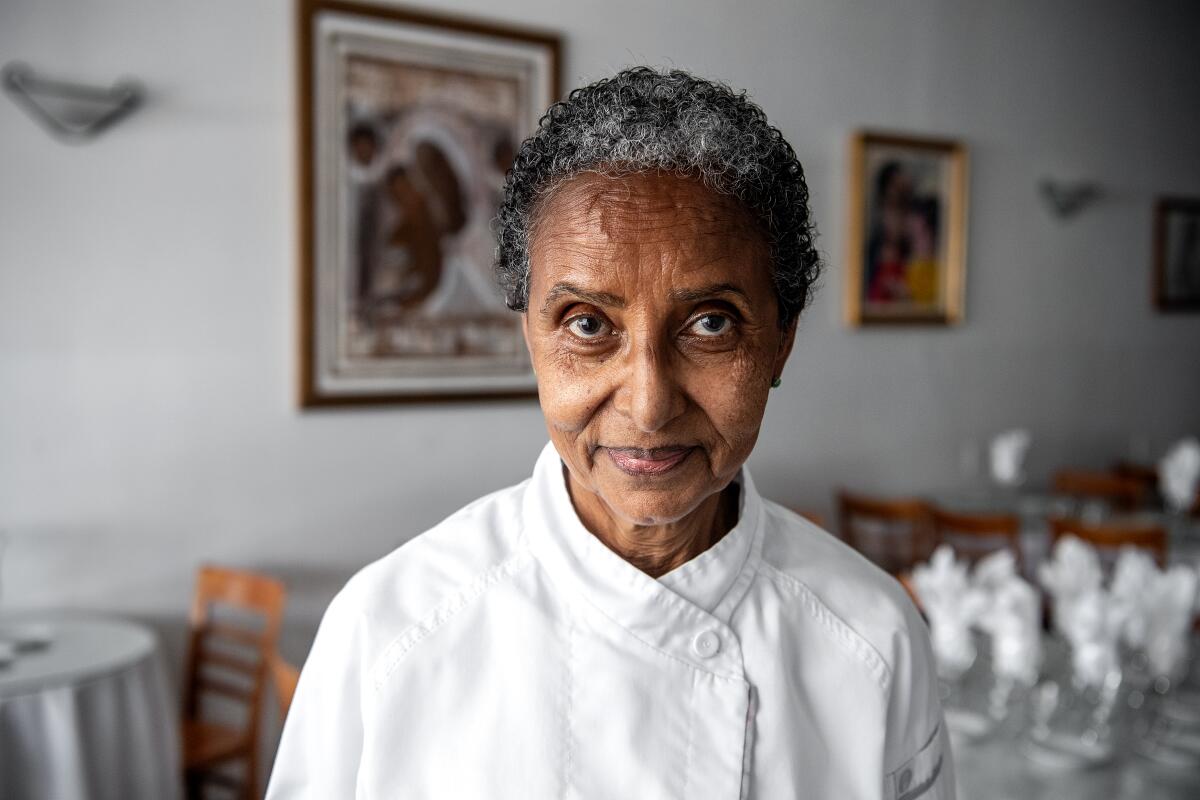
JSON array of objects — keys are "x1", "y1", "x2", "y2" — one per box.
[
  {"x1": 910, "y1": 536, "x2": 1200, "y2": 799},
  {"x1": 903, "y1": 432, "x2": 1200, "y2": 797},
  {"x1": 0, "y1": 534, "x2": 183, "y2": 800}
]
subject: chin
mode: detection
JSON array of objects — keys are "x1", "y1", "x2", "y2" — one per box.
[{"x1": 598, "y1": 484, "x2": 709, "y2": 527}]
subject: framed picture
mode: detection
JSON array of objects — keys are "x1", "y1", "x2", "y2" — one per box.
[
  {"x1": 1153, "y1": 196, "x2": 1200, "y2": 311},
  {"x1": 297, "y1": 0, "x2": 560, "y2": 405},
  {"x1": 844, "y1": 131, "x2": 969, "y2": 326}
]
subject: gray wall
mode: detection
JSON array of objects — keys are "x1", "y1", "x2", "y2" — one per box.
[{"x1": 2, "y1": 0, "x2": 1199, "y2": 693}]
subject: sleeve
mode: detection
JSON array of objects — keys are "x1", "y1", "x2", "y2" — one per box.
[
  {"x1": 265, "y1": 585, "x2": 366, "y2": 799},
  {"x1": 882, "y1": 601, "x2": 956, "y2": 800}
]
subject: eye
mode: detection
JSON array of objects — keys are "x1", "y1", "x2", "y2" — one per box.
[
  {"x1": 688, "y1": 313, "x2": 733, "y2": 337},
  {"x1": 566, "y1": 314, "x2": 611, "y2": 340}
]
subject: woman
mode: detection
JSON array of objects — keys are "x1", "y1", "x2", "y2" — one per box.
[{"x1": 267, "y1": 67, "x2": 953, "y2": 800}]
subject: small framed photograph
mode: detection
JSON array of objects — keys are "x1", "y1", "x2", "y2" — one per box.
[
  {"x1": 844, "y1": 131, "x2": 969, "y2": 326},
  {"x1": 1153, "y1": 196, "x2": 1200, "y2": 311},
  {"x1": 297, "y1": 0, "x2": 560, "y2": 405}
]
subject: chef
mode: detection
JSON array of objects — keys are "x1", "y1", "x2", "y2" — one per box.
[{"x1": 267, "y1": 66, "x2": 953, "y2": 800}]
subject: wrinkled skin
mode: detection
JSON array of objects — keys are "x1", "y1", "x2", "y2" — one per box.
[{"x1": 523, "y1": 171, "x2": 797, "y2": 577}]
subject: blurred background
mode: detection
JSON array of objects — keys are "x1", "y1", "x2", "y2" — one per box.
[{"x1": 1, "y1": 0, "x2": 1198, "y2": 798}]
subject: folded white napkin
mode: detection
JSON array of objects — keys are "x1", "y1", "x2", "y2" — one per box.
[
  {"x1": 1110, "y1": 546, "x2": 1159, "y2": 649},
  {"x1": 1063, "y1": 586, "x2": 1127, "y2": 689},
  {"x1": 976, "y1": 570, "x2": 1042, "y2": 685},
  {"x1": 911, "y1": 545, "x2": 988, "y2": 679},
  {"x1": 989, "y1": 429, "x2": 1032, "y2": 487},
  {"x1": 1038, "y1": 536, "x2": 1130, "y2": 688},
  {"x1": 972, "y1": 548, "x2": 1018, "y2": 592},
  {"x1": 1143, "y1": 565, "x2": 1199, "y2": 679},
  {"x1": 1160, "y1": 437, "x2": 1200, "y2": 513},
  {"x1": 1038, "y1": 535, "x2": 1103, "y2": 638}
]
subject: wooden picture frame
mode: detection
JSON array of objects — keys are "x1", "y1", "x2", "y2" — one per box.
[
  {"x1": 1153, "y1": 196, "x2": 1200, "y2": 312},
  {"x1": 844, "y1": 131, "x2": 969, "y2": 326},
  {"x1": 296, "y1": 0, "x2": 560, "y2": 406}
]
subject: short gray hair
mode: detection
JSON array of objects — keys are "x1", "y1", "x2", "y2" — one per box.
[{"x1": 494, "y1": 66, "x2": 820, "y2": 327}]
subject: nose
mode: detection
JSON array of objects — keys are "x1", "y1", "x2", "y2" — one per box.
[{"x1": 613, "y1": 336, "x2": 686, "y2": 433}]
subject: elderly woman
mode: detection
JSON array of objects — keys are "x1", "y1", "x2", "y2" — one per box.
[{"x1": 267, "y1": 68, "x2": 952, "y2": 800}]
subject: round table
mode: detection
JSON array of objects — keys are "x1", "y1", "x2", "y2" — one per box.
[
  {"x1": 954, "y1": 722, "x2": 1200, "y2": 800},
  {"x1": 0, "y1": 611, "x2": 183, "y2": 800}
]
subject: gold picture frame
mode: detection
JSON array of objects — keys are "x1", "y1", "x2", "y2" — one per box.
[
  {"x1": 296, "y1": 0, "x2": 561, "y2": 406},
  {"x1": 844, "y1": 131, "x2": 969, "y2": 326}
]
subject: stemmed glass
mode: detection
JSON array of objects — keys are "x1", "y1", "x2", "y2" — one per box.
[
  {"x1": 1130, "y1": 637, "x2": 1200, "y2": 767},
  {"x1": 1021, "y1": 633, "x2": 1123, "y2": 769}
]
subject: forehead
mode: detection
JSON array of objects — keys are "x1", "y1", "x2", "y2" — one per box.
[
  {"x1": 528, "y1": 172, "x2": 770, "y2": 289},
  {"x1": 533, "y1": 171, "x2": 761, "y2": 247}
]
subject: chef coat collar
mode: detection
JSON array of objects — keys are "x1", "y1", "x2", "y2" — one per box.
[{"x1": 523, "y1": 441, "x2": 763, "y2": 677}]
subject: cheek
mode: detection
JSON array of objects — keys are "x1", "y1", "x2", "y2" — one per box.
[
  {"x1": 691, "y1": 346, "x2": 773, "y2": 454},
  {"x1": 532, "y1": 345, "x2": 609, "y2": 435}
]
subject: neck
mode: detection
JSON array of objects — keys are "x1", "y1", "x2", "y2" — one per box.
[{"x1": 565, "y1": 469, "x2": 740, "y2": 578}]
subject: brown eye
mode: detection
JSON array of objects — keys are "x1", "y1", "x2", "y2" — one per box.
[
  {"x1": 566, "y1": 314, "x2": 610, "y2": 340},
  {"x1": 688, "y1": 313, "x2": 733, "y2": 337}
]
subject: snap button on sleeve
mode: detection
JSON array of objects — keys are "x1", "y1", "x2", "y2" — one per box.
[{"x1": 692, "y1": 630, "x2": 721, "y2": 658}]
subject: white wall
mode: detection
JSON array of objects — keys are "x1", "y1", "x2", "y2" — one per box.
[{"x1": 2, "y1": 0, "x2": 1199, "y2": 682}]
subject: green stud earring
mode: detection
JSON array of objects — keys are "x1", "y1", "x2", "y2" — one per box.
[{"x1": 770, "y1": 377, "x2": 782, "y2": 388}]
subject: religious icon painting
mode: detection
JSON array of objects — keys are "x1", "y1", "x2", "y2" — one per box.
[
  {"x1": 844, "y1": 131, "x2": 969, "y2": 326},
  {"x1": 1153, "y1": 196, "x2": 1200, "y2": 312},
  {"x1": 297, "y1": 0, "x2": 559, "y2": 404}
]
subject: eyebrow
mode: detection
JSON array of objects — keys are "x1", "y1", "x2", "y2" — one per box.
[
  {"x1": 540, "y1": 282, "x2": 626, "y2": 315},
  {"x1": 539, "y1": 280, "x2": 753, "y2": 316},
  {"x1": 669, "y1": 282, "x2": 752, "y2": 305}
]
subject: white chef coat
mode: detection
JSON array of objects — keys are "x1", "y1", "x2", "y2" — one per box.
[{"x1": 266, "y1": 441, "x2": 954, "y2": 799}]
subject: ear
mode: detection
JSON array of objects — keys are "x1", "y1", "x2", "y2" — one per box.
[{"x1": 772, "y1": 317, "x2": 798, "y2": 381}]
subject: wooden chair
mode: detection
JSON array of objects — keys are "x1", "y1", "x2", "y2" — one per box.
[
  {"x1": 181, "y1": 565, "x2": 286, "y2": 800},
  {"x1": 837, "y1": 490, "x2": 934, "y2": 575},
  {"x1": 1052, "y1": 469, "x2": 1145, "y2": 511},
  {"x1": 268, "y1": 650, "x2": 301, "y2": 721},
  {"x1": 1113, "y1": 461, "x2": 1200, "y2": 516},
  {"x1": 1112, "y1": 461, "x2": 1159, "y2": 494},
  {"x1": 1048, "y1": 517, "x2": 1167, "y2": 568},
  {"x1": 930, "y1": 506, "x2": 1023, "y2": 574}
]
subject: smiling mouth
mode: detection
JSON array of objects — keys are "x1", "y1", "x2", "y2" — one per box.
[{"x1": 604, "y1": 446, "x2": 695, "y2": 476}]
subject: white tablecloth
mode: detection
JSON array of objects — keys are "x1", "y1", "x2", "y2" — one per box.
[{"x1": 0, "y1": 611, "x2": 182, "y2": 800}]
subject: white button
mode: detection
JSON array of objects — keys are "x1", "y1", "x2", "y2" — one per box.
[{"x1": 692, "y1": 630, "x2": 721, "y2": 658}]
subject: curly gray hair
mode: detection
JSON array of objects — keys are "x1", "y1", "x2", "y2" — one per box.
[{"x1": 494, "y1": 66, "x2": 820, "y2": 328}]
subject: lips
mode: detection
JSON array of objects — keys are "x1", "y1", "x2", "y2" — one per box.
[{"x1": 605, "y1": 446, "x2": 694, "y2": 476}]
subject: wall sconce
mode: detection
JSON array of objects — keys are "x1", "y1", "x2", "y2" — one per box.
[
  {"x1": 1038, "y1": 179, "x2": 1101, "y2": 220},
  {"x1": 2, "y1": 61, "x2": 143, "y2": 143}
]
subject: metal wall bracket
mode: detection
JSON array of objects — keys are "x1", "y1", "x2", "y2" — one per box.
[
  {"x1": 1038, "y1": 179, "x2": 1101, "y2": 220},
  {"x1": 2, "y1": 61, "x2": 143, "y2": 143}
]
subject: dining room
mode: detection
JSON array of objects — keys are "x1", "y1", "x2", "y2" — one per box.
[{"x1": 1, "y1": 0, "x2": 1199, "y2": 798}]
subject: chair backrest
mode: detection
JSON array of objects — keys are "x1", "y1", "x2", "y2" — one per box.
[
  {"x1": 1111, "y1": 460, "x2": 1159, "y2": 491},
  {"x1": 182, "y1": 566, "x2": 287, "y2": 740},
  {"x1": 1053, "y1": 469, "x2": 1145, "y2": 511},
  {"x1": 268, "y1": 651, "x2": 301, "y2": 721},
  {"x1": 1048, "y1": 517, "x2": 1167, "y2": 568},
  {"x1": 837, "y1": 490, "x2": 933, "y2": 574},
  {"x1": 930, "y1": 507, "x2": 1023, "y2": 573},
  {"x1": 1112, "y1": 462, "x2": 1200, "y2": 516}
]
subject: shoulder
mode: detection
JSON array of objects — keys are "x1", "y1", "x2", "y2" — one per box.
[
  {"x1": 320, "y1": 479, "x2": 537, "y2": 666},
  {"x1": 755, "y1": 499, "x2": 928, "y2": 693}
]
